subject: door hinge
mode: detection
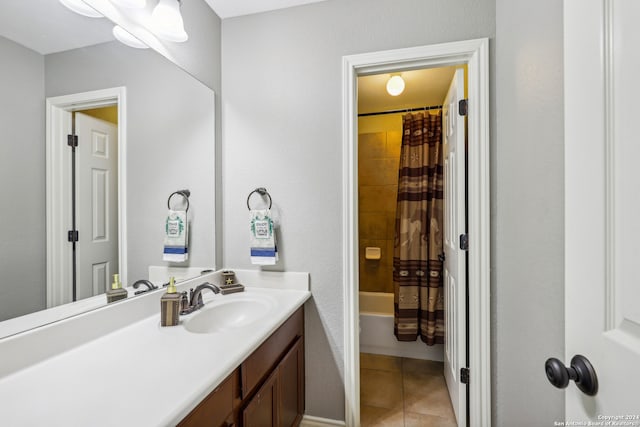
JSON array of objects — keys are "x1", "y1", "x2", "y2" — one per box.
[
  {"x1": 459, "y1": 234, "x2": 469, "y2": 251},
  {"x1": 67, "y1": 230, "x2": 79, "y2": 242},
  {"x1": 459, "y1": 99, "x2": 468, "y2": 116},
  {"x1": 67, "y1": 134, "x2": 78, "y2": 147},
  {"x1": 461, "y1": 367, "x2": 469, "y2": 384}
]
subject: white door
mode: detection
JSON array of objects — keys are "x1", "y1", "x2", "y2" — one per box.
[
  {"x1": 443, "y1": 68, "x2": 467, "y2": 426},
  {"x1": 75, "y1": 112, "x2": 119, "y2": 300},
  {"x1": 564, "y1": 0, "x2": 640, "y2": 419}
]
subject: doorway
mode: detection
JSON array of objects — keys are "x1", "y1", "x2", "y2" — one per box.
[
  {"x1": 342, "y1": 39, "x2": 491, "y2": 427},
  {"x1": 357, "y1": 65, "x2": 461, "y2": 425},
  {"x1": 46, "y1": 87, "x2": 128, "y2": 308}
]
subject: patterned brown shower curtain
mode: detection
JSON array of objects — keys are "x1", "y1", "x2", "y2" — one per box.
[{"x1": 393, "y1": 112, "x2": 444, "y2": 346}]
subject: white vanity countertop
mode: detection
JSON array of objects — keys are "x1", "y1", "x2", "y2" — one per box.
[{"x1": 0, "y1": 271, "x2": 310, "y2": 426}]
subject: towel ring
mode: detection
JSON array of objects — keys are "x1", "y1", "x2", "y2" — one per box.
[
  {"x1": 168, "y1": 189, "x2": 191, "y2": 212},
  {"x1": 247, "y1": 187, "x2": 272, "y2": 211}
]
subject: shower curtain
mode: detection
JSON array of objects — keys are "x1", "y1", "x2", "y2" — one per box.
[{"x1": 393, "y1": 112, "x2": 444, "y2": 346}]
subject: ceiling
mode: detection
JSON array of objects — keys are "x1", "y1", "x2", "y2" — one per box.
[
  {"x1": 0, "y1": 0, "x2": 331, "y2": 55},
  {"x1": 204, "y1": 0, "x2": 329, "y2": 19},
  {"x1": 0, "y1": 1, "x2": 115, "y2": 55},
  {"x1": 358, "y1": 67, "x2": 458, "y2": 115}
]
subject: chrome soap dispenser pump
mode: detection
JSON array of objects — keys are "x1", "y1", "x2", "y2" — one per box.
[{"x1": 160, "y1": 277, "x2": 181, "y2": 326}]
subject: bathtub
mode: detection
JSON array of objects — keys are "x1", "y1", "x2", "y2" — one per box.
[{"x1": 359, "y1": 291, "x2": 443, "y2": 361}]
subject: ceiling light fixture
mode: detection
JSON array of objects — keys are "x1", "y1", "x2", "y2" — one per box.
[
  {"x1": 386, "y1": 75, "x2": 405, "y2": 96},
  {"x1": 110, "y1": 0, "x2": 147, "y2": 8},
  {"x1": 59, "y1": 0, "x2": 103, "y2": 18},
  {"x1": 112, "y1": 25, "x2": 150, "y2": 49},
  {"x1": 151, "y1": 0, "x2": 188, "y2": 43}
]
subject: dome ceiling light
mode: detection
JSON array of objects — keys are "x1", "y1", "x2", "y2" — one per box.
[
  {"x1": 59, "y1": 0, "x2": 103, "y2": 18},
  {"x1": 151, "y1": 0, "x2": 188, "y2": 42},
  {"x1": 386, "y1": 75, "x2": 405, "y2": 97},
  {"x1": 112, "y1": 25, "x2": 149, "y2": 49},
  {"x1": 110, "y1": 0, "x2": 147, "y2": 8}
]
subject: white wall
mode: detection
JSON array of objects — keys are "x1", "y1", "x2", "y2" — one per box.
[
  {"x1": 0, "y1": 36, "x2": 46, "y2": 321},
  {"x1": 221, "y1": 0, "x2": 495, "y2": 420},
  {"x1": 494, "y1": 0, "x2": 565, "y2": 423},
  {"x1": 45, "y1": 41, "x2": 216, "y2": 285}
]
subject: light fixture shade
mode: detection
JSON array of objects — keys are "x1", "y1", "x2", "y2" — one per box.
[
  {"x1": 151, "y1": 0, "x2": 188, "y2": 42},
  {"x1": 59, "y1": 0, "x2": 103, "y2": 18},
  {"x1": 386, "y1": 75, "x2": 405, "y2": 96},
  {"x1": 113, "y1": 25, "x2": 149, "y2": 49},
  {"x1": 110, "y1": 0, "x2": 147, "y2": 8}
]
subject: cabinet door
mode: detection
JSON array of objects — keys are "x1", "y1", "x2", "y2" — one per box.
[
  {"x1": 243, "y1": 369, "x2": 279, "y2": 427},
  {"x1": 278, "y1": 337, "x2": 304, "y2": 427},
  {"x1": 178, "y1": 370, "x2": 236, "y2": 427},
  {"x1": 242, "y1": 308, "x2": 303, "y2": 399}
]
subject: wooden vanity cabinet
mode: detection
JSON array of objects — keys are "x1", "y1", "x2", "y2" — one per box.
[
  {"x1": 275, "y1": 336, "x2": 305, "y2": 427},
  {"x1": 242, "y1": 307, "x2": 305, "y2": 427},
  {"x1": 178, "y1": 306, "x2": 304, "y2": 427},
  {"x1": 177, "y1": 368, "x2": 239, "y2": 427},
  {"x1": 242, "y1": 369, "x2": 279, "y2": 426}
]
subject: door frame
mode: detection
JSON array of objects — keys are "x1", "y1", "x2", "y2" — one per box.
[
  {"x1": 341, "y1": 38, "x2": 491, "y2": 426},
  {"x1": 46, "y1": 87, "x2": 127, "y2": 307}
]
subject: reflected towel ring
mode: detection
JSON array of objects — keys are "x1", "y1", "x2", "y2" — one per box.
[
  {"x1": 247, "y1": 187, "x2": 272, "y2": 211},
  {"x1": 168, "y1": 189, "x2": 191, "y2": 212}
]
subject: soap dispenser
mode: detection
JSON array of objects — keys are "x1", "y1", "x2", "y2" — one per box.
[
  {"x1": 161, "y1": 277, "x2": 181, "y2": 327},
  {"x1": 106, "y1": 274, "x2": 128, "y2": 303}
]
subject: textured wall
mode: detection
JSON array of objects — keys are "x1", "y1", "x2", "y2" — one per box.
[
  {"x1": 0, "y1": 36, "x2": 46, "y2": 321},
  {"x1": 221, "y1": 0, "x2": 495, "y2": 420},
  {"x1": 494, "y1": 0, "x2": 565, "y2": 424}
]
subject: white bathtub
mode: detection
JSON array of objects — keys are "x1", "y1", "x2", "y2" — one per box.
[{"x1": 359, "y1": 291, "x2": 443, "y2": 361}]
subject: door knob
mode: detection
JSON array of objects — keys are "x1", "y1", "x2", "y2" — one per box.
[{"x1": 545, "y1": 354, "x2": 598, "y2": 396}]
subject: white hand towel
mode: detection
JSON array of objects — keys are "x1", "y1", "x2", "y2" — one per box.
[
  {"x1": 163, "y1": 209, "x2": 189, "y2": 262},
  {"x1": 250, "y1": 209, "x2": 278, "y2": 265}
]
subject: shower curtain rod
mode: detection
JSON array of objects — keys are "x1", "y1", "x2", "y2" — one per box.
[{"x1": 358, "y1": 104, "x2": 442, "y2": 117}]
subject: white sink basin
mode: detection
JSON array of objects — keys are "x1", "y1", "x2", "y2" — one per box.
[{"x1": 183, "y1": 294, "x2": 275, "y2": 334}]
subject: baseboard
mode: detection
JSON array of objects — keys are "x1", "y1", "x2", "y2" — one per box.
[{"x1": 300, "y1": 415, "x2": 347, "y2": 427}]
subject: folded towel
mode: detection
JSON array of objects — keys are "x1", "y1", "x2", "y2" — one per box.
[
  {"x1": 163, "y1": 209, "x2": 189, "y2": 262},
  {"x1": 250, "y1": 209, "x2": 278, "y2": 265}
]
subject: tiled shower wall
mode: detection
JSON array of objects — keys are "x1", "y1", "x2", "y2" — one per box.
[{"x1": 358, "y1": 130, "x2": 402, "y2": 293}]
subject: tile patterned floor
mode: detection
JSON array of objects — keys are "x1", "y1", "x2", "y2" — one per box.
[{"x1": 360, "y1": 353, "x2": 457, "y2": 427}]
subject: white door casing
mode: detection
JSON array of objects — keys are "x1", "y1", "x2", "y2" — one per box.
[
  {"x1": 443, "y1": 68, "x2": 467, "y2": 426},
  {"x1": 342, "y1": 39, "x2": 491, "y2": 427},
  {"x1": 565, "y1": 0, "x2": 640, "y2": 420},
  {"x1": 75, "y1": 113, "x2": 119, "y2": 300}
]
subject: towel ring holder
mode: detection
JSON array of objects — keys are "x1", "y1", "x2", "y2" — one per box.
[
  {"x1": 247, "y1": 187, "x2": 272, "y2": 211},
  {"x1": 168, "y1": 189, "x2": 191, "y2": 212}
]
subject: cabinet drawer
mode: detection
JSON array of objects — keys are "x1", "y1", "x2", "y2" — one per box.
[
  {"x1": 242, "y1": 307, "x2": 303, "y2": 399},
  {"x1": 178, "y1": 369, "x2": 238, "y2": 427}
]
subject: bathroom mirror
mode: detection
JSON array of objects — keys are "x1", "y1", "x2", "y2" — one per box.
[{"x1": 0, "y1": 0, "x2": 216, "y2": 336}]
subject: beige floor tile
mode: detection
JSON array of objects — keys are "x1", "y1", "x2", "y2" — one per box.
[
  {"x1": 402, "y1": 357, "x2": 444, "y2": 377},
  {"x1": 360, "y1": 353, "x2": 456, "y2": 427},
  {"x1": 404, "y1": 412, "x2": 457, "y2": 427},
  {"x1": 360, "y1": 368, "x2": 403, "y2": 409},
  {"x1": 403, "y1": 373, "x2": 455, "y2": 419},
  {"x1": 361, "y1": 353, "x2": 403, "y2": 372},
  {"x1": 361, "y1": 404, "x2": 405, "y2": 427}
]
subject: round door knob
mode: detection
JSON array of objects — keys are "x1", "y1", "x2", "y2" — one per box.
[{"x1": 545, "y1": 354, "x2": 598, "y2": 396}]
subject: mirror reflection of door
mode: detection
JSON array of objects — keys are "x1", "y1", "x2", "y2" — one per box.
[{"x1": 74, "y1": 110, "x2": 118, "y2": 300}]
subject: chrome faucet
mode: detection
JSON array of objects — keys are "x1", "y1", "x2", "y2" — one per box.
[
  {"x1": 180, "y1": 282, "x2": 220, "y2": 314},
  {"x1": 132, "y1": 279, "x2": 158, "y2": 295}
]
